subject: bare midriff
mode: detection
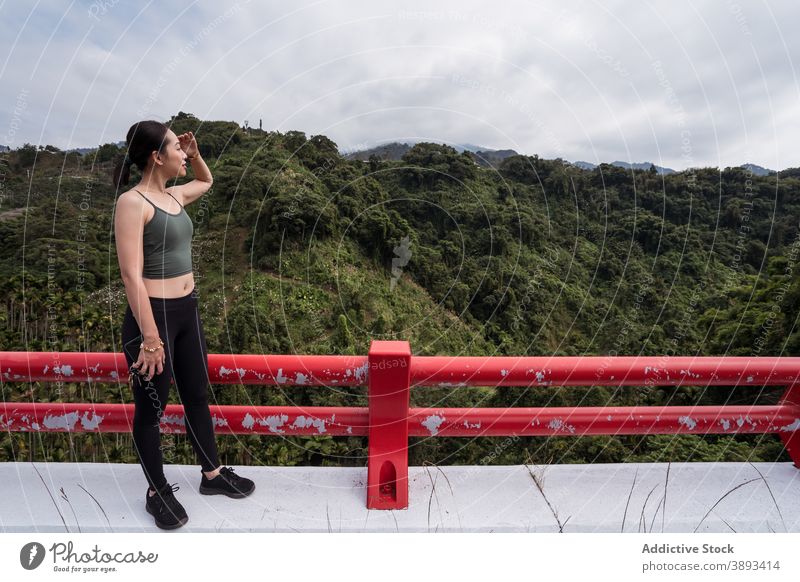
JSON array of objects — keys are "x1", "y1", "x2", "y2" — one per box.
[{"x1": 142, "y1": 272, "x2": 195, "y2": 298}]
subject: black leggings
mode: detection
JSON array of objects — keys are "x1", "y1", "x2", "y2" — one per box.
[{"x1": 121, "y1": 288, "x2": 220, "y2": 492}]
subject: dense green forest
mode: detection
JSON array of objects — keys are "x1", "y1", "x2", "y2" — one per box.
[{"x1": 1, "y1": 111, "x2": 799, "y2": 469}]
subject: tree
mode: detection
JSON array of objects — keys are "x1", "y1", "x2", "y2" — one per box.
[
  {"x1": 96, "y1": 142, "x2": 120, "y2": 163},
  {"x1": 400, "y1": 142, "x2": 476, "y2": 187},
  {"x1": 15, "y1": 143, "x2": 37, "y2": 167}
]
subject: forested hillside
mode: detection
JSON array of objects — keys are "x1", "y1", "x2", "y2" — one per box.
[{"x1": 2, "y1": 111, "x2": 799, "y2": 468}]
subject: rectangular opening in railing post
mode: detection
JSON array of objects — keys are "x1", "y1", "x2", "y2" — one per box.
[
  {"x1": 366, "y1": 340, "x2": 411, "y2": 509},
  {"x1": 778, "y1": 382, "x2": 800, "y2": 468}
]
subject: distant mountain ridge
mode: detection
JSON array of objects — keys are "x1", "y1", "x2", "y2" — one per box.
[
  {"x1": 342, "y1": 141, "x2": 519, "y2": 169},
  {"x1": 342, "y1": 142, "x2": 779, "y2": 175},
  {"x1": 344, "y1": 141, "x2": 675, "y2": 173},
  {"x1": 572, "y1": 160, "x2": 676, "y2": 175},
  {"x1": 0, "y1": 141, "x2": 125, "y2": 156},
  {"x1": 66, "y1": 140, "x2": 126, "y2": 155},
  {"x1": 0, "y1": 138, "x2": 781, "y2": 176},
  {"x1": 740, "y1": 163, "x2": 774, "y2": 176}
]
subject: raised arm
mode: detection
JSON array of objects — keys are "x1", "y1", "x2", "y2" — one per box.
[{"x1": 169, "y1": 131, "x2": 213, "y2": 206}]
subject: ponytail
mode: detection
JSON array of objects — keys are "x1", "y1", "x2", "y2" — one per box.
[
  {"x1": 113, "y1": 153, "x2": 133, "y2": 189},
  {"x1": 111, "y1": 120, "x2": 169, "y2": 191}
]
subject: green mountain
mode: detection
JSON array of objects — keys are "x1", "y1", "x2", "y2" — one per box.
[{"x1": 1, "y1": 111, "x2": 799, "y2": 468}]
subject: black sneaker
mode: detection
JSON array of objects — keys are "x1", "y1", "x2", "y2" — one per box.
[
  {"x1": 199, "y1": 466, "x2": 255, "y2": 498},
  {"x1": 145, "y1": 482, "x2": 188, "y2": 530}
]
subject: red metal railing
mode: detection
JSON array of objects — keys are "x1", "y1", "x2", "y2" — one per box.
[{"x1": 1, "y1": 341, "x2": 799, "y2": 509}]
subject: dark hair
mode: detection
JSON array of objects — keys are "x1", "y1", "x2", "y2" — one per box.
[{"x1": 112, "y1": 120, "x2": 170, "y2": 189}]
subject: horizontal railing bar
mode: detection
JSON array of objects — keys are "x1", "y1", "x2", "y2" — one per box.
[
  {"x1": 411, "y1": 356, "x2": 800, "y2": 387},
  {"x1": 2, "y1": 402, "x2": 798, "y2": 437},
  {"x1": 2, "y1": 353, "x2": 799, "y2": 388},
  {"x1": 0, "y1": 403, "x2": 369, "y2": 435},
  {"x1": 0, "y1": 352, "x2": 369, "y2": 386},
  {"x1": 408, "y1": 405, "x2": 800, "y2": 436}
]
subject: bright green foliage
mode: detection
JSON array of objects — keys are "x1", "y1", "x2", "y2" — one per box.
[{"x1": 1, "y1": 114, "x2": 798, "y2": 467}]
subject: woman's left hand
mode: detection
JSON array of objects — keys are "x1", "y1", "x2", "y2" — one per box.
[{"x1": 178, "y1": 131, "x2": 199, "y2": 158}]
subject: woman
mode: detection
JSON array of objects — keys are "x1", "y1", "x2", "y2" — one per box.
[{"x1": 113, "y1": 120, "x2": 254, "y2": 530}]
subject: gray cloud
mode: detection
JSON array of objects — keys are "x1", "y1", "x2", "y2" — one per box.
[{"x1": 0, "y1": 0, "x2": 797, "y2": 169}]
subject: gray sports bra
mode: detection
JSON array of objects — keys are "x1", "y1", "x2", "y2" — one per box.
[{"x1": 135, "y1": 189, "x2": 194, "y2": 279}]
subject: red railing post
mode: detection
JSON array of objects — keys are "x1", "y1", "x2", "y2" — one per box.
[
  {"x1": 366, "y1": 340, "x2": 411, "y2": 509},
  {"x1": 778, "y1": 382, "x2": 800, "y2": 468}
]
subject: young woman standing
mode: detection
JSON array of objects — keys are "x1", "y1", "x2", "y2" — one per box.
[{"x1": 113, "y1": 120, "x2": 254, "y2": 530}]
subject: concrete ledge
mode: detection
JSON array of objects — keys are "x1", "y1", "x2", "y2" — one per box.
[{"x1": 1, "y1": 461, "x2": 798, "y2": 532}]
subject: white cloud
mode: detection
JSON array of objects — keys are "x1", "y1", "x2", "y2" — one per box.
[{"x1": 0, "y1": 0, "x2": 797, "y2": 169}]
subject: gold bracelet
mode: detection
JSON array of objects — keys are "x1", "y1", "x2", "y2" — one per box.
[
  {"x1": 140, "y1": 339, "x2": 164, "y2": 353},
  {"x1": 186, "y1": 154, "x2": 199, "y2": 160}
]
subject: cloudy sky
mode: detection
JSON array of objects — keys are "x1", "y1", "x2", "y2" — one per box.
[{"x1": 1, "y1": 0, "x2": 797, "y2": 170}]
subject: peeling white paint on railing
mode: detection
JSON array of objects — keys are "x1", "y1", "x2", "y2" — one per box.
[{"x1": 422, "y1": 414, "x2": 445, "y2": 435}]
